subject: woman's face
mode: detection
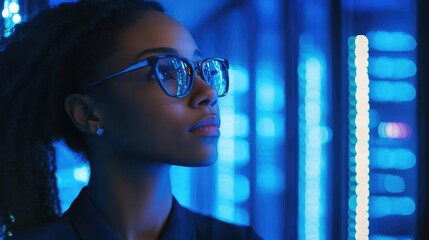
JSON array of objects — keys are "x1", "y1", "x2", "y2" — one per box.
[{"x1": 92, "y1": 11, "x2": 221, "y2": 166}]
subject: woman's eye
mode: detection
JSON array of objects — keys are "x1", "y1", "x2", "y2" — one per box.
[
  {"x1": 145, "y1": 70, "x2": 155, "y2": 79},
  {"x1": 159, "y1": 69, "x2": 175, "y2": 79}
]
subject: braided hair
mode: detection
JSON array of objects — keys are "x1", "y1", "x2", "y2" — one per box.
[{"x1": 0, "y1": 0, "x2": 164, "y2": 234}]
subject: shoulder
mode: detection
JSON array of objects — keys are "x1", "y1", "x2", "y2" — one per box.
[
  {"x1": 9, "y1": 215, "x2": 78, "y2": 240},
  {"x1": 182, "y1": 206, "x2": 262, "y2": 240}
]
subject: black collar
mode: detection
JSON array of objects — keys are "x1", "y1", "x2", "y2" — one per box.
[{"x1": 65, "y1": 187, "x2": 196, "y2": 240}]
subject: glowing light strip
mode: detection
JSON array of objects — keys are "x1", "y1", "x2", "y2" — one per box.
[
  {"x1": 297, "y1": 34, "x2": 329, "y2": 239},
  {"x1": 227, "y1": 67, "x2": 251, "y2": 224},
  {"x1": 348, "y1": 35, "x2": 370, "y2": 240},
  {"x1": 252, "y1": 1, "x2": 284, "y2": 238},
  {"x1": 216, "y1": 69, "x2": 236, "y2": 221},
  {"x1": 305, "y1": 58, "x2": 323, "y2": 239}
]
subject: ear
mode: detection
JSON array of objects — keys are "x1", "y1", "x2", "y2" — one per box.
[{"x1": 64, "y1": 94, "x2": 103, "y2": 135}]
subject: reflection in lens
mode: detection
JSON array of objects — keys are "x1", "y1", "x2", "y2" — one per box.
[
  {"x1": 203, "y1": 59, "x2": 227, "y2": 96},
  {"x1": 159, "y1": 57, "x2": 192, "y2": 97},
  {"x1": 176, "y1": 59, "x2": 191, "y2": 96}
]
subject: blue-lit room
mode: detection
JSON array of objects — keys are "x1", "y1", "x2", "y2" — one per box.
[{"x1": 0, "y1": 0, "x2": 428, "y2": 239}]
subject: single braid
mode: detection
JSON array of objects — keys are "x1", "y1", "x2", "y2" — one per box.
[{"x1": 0, "y1": 0, "x2": 164, "y2": 234}]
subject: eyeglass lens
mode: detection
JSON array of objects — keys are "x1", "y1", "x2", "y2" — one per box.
[
  {"x1": 201, "y1": 59, "x2": 228, "y2": 97},
  {"x1": 156, "y1": 57, "x2": 228, "y2": 97},
  {"x1": 157, "y1": 57, "x2": 192, "y2": 97}
]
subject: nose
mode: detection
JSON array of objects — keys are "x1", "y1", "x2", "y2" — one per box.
[{"x1": 189, "y1": 76, "x2": 218, "y2": 108}]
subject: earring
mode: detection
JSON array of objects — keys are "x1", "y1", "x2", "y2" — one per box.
[{"x1": 96, "y1": 126, "x2": 104, "y2": 136}]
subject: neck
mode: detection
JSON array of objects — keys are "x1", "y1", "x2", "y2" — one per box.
[{"x1": 87, "y1": 158, "x2": 173, "y2": 240}]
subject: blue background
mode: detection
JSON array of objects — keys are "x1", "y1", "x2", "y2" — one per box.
[{"x1": 1, "y1": 0, "x2": 423, "y2": 239}]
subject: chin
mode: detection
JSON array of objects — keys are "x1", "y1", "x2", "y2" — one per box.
[
  {"x1": 194, "y1": 155, "x2": 218, "y2": 167},
  {"x1": 174, "y1": 152, "x2": 218, "y2": 167}
]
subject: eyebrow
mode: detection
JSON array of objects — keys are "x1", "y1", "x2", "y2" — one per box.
[
  {"x1": 193, "y1": 49, "x2": 202, "y2": 59},
  {"x1": 134, "y1": 47, "x2": 202, "y2": 61}
]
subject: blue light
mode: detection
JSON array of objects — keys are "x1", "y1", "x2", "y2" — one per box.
[
  {"x1": 320, "y1": 126, "x2": 332, "y2": 144},
  {"x1": 305, "y1": 102, "x2": 321, "y2": 124},
  {"x1": 298, "y1": 46, "x2": 328, "y2": 239},
  {"x1": 49, "y1": 0, "x2": 78, "y2": 7},
  {"x1": 256, "y1": 114, "x2": 284, "y2": 138},
  {"x1": 254, "y1": 0, "x2": 278, "y2": 21},
  {"x1": 256, "y1": 80, "x2": 275, "y2": 111},
  {"x1": 170, "y1": 166, "x2": 191, "y2": 207},
  {"x1": 343, "y1": 0, "x2": 410, "y2": 11},
  {"x1": 253, "y1": 1, "x2": 286, "y2": 237},
  {"x1": 371, "y1": 148, "x2": 416, "y2": 170},
  {"x1": 217, "y1": 82, "x2": 238, "y2": 223},
  {"x1": 348, "y1": 195, "x2": 357, "y2": 211},
  {"x1": 11, "y1": 13, "x2": 20, "y2": 23},
  {"x1": 234, "y1": 174, "x2": 250, "y2": 203},
  {"x1": 8, "y1": 2, "x2": 19, "y2": 14},
  {"x1": 54, "y1": 141, "x2": 89, "y2": 213},
  {"x1": 234, "y1": 139, "x2": 249, "y2": 166},
  {"x1": 370, "y1": 81, "x2": 416, "y2": 102},
  {"x1": 234, "y1": 113, "x2": 249, "y2": 137},
  {"x1": 372, "y1": 173, "x2": 406, "y2": 193},
  {"x1": 371, "y1": 236, "x2": 413, "y2": 240},
  {"x1": 2, "y1": 8, "x2": 9, "y2": 18},
  {"x1": 219, "y1": 111, "x2": 235, "y2": 138},
  {"x1": 54, "y1": 141, "x2": 84, "y2": 164},
  {"x1": 369, "y1": 110, "x2": 380, "y2": 128},
  {"x1": 384, "y1": 175, "x2": 405, "y2": 193},
  {"x1": 218, "y1": 173, "x2": 234, "y2": 199},
  {"x1": 368, "y1": 31, "x2": 416, "y2": 52},
  {"x1": 217, "y1": 60, "x2": 249, "y2": 226},
  {"x1": 369, "y1": 57, "x2": 416, "y2": 79},
  {"x1": 218, "y1": 138, "x2": 234, "y2": 159},
  {"x1": 256, "y1": 117, "x2": 275, "y2": 137},
  {"x1": 257, "y1": 164, "x2": 284, "y2": 192},
  {"x1": 235, "y1": 207, "x2": 249, "y2": 225},
  {"x1": 305, "y1": 58, "x2": 322, "y2": 82},
  {"x1": 370, "y1": 196, "x2": 415, "y2": 218},
  {"x1": 217, "y1": 203, "x2": 234, "y2": 222},
  {"x1": 255, "y1": 63, "x2": 285, "y2": 111},
  {"x1": 73, "y1": 165, "x2": 90, "y2": 183},
  {"x1": 229, "y1": 66, "x2": 249, "y2": 93}
]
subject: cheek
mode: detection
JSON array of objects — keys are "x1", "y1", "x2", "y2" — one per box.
[
  {"x1": 103, "y1": 97, "x2": 174, "y2": 155},
  {"x1": 102, "y1": 97, "x2": 218, "y2": 166}
]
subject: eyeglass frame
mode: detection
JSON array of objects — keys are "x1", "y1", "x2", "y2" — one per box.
[{"x1": 80, "y1": 54, "x2": 230, "y2": 98}]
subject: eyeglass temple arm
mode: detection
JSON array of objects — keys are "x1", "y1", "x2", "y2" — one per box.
[{"x1": 80, "y1": 60, "x2": 150, "y2": 92}]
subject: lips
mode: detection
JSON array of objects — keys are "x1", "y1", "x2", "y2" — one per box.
[{"x1": 189, "y1": 115, "x2": 221, "y2": 137}]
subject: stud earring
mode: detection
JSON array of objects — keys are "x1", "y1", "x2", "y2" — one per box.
[{"x1": 96, "y1": 126, "x2": 104, "y2": 136}]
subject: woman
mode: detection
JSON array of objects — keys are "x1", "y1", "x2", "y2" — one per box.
[{"x1": 0, "y1": 0, "x2": 260, "y2": 239}]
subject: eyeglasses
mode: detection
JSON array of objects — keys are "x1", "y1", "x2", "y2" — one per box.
[{"x1": 80, "y1": 54, "x2": 230, "y2": 98}]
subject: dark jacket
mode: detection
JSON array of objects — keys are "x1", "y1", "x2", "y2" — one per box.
[{"x1": 11, "y1": 188, "x2": 261, "y2": 240}]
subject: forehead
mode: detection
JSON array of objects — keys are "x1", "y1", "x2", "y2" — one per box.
[
  {"x1": 91, "y1": 11, "x2": 199, "y2": 81},
  {"x1": 117, "y1": 11, "x2": 198, "y2": 59}
]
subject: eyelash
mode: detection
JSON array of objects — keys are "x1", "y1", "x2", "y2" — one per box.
[{"x1": 145, "y1": 70, "x2": 155, "y2": 79}]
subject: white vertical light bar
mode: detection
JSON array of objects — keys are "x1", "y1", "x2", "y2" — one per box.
[{"x1": 348, "y1": 35, "x2": 370, "y2": 240}]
